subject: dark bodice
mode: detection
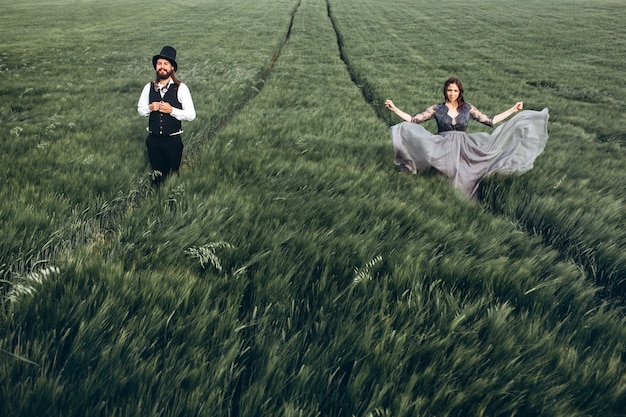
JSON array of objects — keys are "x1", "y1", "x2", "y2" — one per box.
[{"x1": 411, "y1": 103, "x2": 493, "y2": 132}]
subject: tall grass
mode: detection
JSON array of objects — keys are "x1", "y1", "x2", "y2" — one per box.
[
  {"x1": 1, "y1": 0, "x2": 625, "y2": 416},
  {"x1": 0, "y1": 0, "x2": 296, "y2": 286},
  {"x1": 326, "y1": 0, "x2": 626, "y2": 299}
]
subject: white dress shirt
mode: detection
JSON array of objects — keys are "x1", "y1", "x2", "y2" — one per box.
[{"x1": 137, "y1": 79, "x2": 196, "y2": 127}]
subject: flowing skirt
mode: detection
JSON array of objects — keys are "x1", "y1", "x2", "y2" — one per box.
[{"x1": 390, "y1": 108, "x2": 549, "y2": 196}]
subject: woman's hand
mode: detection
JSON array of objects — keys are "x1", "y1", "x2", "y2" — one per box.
[
  {"x1": 513, "y1": 101, "x2": 523, "y2": 112},
  {"x1": 385, "y1": 99, "x2": 397, "y2": 112}
]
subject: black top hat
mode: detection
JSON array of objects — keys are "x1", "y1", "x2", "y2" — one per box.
[{"x1": 152, "y1": 46, "x2": 178, "y2": 71}]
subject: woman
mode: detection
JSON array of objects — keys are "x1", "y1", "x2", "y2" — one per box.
[{"x1": 385, "y1": 77, "x2": 549, "y2": 196}]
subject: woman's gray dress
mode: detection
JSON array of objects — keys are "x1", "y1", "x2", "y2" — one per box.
[{"x1": 390, "y1": 103, "x2": 549, "y2": 196}]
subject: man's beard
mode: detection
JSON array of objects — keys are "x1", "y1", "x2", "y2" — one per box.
[{"x1": 156, "y1": 69, "x2": 173, "y2": 80}]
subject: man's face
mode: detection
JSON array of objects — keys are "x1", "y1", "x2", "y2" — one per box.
[{"x1": 155, "y1": 58, "x2": 174, "y2": 80}]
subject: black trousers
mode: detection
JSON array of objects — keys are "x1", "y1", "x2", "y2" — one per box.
[{"x1": 145, "y1": 133, "x2": 183, "y2": 185}]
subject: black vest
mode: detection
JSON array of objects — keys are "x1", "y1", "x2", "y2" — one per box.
[{"x1": 148, "y1": 82, "x2": 182, "y2": 136}]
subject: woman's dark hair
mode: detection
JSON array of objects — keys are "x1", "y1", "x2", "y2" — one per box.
[{"x1": 443, "y1": 77, "x2": 466, "y2": 108}]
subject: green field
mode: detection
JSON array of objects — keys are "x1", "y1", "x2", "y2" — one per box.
[{"x1": 1, "y1": 0, "x2": 625, "y2": 416}]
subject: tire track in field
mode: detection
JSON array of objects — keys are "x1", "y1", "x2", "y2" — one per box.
[
  {"x1": 182, "y1": 0, "x2": 300, "y2": 163},
  {"x1": 219, "y1": 3, "x2": 302, "y2": 416},
  {"x1": 325, "y1": 1, "x2": 390, "y2": 125},
  {"x1": 324, "y1": 1, "x2": 622, "y2": 303}
]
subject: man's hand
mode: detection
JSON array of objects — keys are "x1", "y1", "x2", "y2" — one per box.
[{"x1": 149, "y1": 101, "x2": 173, "y2": 113}]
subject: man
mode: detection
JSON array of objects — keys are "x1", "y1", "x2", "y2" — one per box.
[{"x1": 137, "y1": 46, "x2": 196, "y2": 185}]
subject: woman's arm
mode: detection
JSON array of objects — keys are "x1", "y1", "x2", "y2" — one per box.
[
  {"x1": 385, "y1": 99, "x2": 413, "y2": 122},
  {"x1": 492, "y1": 101, "x2": 523, "y2": 125},
  {"x1": 385, "y1": 100, "x2": 435, "y2": 123}
]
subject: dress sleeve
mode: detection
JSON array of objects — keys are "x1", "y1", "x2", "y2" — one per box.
[
  {"x1": 469, "y1": 105, "x2": 493, "y2": 127},
  {"x1": 410, "y1": 105, "x2": 436, "y2": 124}
]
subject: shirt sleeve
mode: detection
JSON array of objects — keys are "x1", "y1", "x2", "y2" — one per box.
[
  {"x1": 410, "y1": 105, "x2": 436, "y2": 124},
  {"x1": 469, "y1": 104, "x2": 493, "y2": 127},
  {"x1": 137, "y1": 83, "x2": 152, "y2": 117},
  {"x1": 170, "y1": 83, "x2": 196, "y2": 122}
]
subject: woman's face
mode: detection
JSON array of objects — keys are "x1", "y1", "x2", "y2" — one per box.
[{"x1": 445, "y1": 83, "x2": 460, "y2": 103}]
